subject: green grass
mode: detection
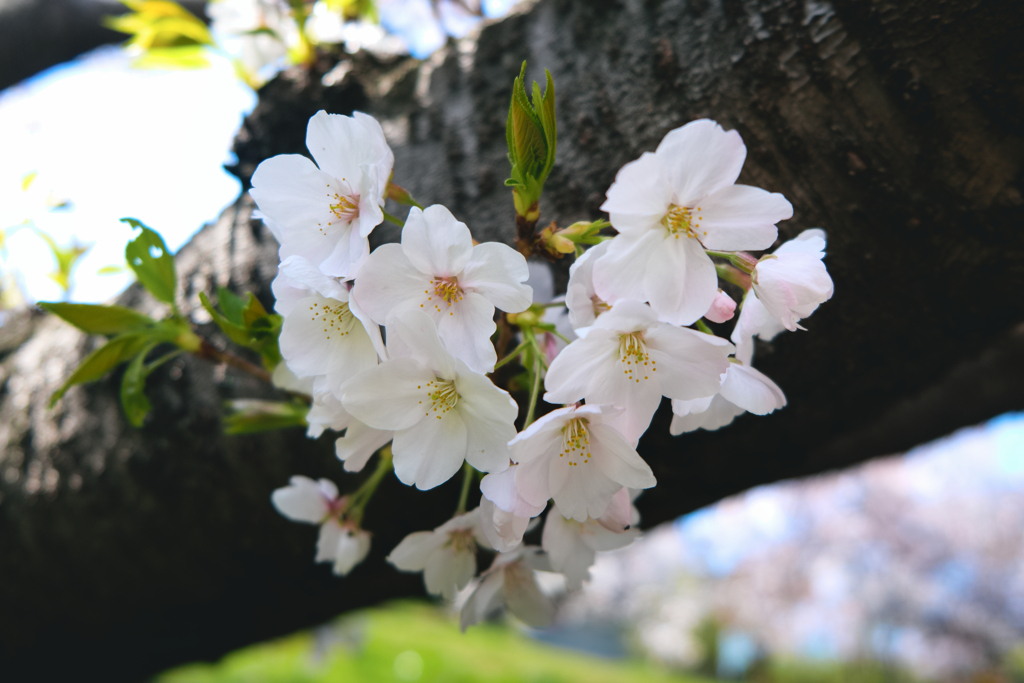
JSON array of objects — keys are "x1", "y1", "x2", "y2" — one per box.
[{"x1": 156, "y1": 602, "x2": 712, "y2": 683}]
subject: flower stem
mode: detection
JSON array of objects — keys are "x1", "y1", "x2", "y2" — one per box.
[
  {"x1": 695, "y1": 320, "x2": 714, "y2": 335},
  {"x1": 523, "y1": 346, "x2": 543, "y2": 428},
  {"x1": 493, "y1": 339, "x2": 530, "y2": 371},
  {"x1": 455, "y1": 461, "x2": 475, "y2": 515},
  {"x1": 382, "y1": 209, "x2": 406, "y2": 228},
  {"x1": 195, "y1": 339, "x2": 272, "y2": 383},
  {"x1": 347, "y1": 444, "x2": 394, "y2": 524},
  {"x1": 715, "y1": 263, "x2": 752, "y2": 291}
]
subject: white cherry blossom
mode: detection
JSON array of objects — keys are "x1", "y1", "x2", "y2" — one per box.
[
  {"x1": 510, "y1": 404, "x2": 656, "y2": 523},
  {"x1": 479, "y1": 466, "x2": 546, "y2": 552},
  {"x1": 543, "y1": 299, "x2": 733, "y2": 443},
  {"x1": 460, "y1": 547, "x2": 555, "y2": 631},
  {"x1": 387, "y1": 509, "x2": 487, "y2": 600},
  {"x1": 271, "y1": 476, "x2": 371, "y2": 576},
  {"x1": 751, "y1": 228, "x2": 834, "y2": 332},
  {"x1": 250, "y1": 110, "x2": 393, "y2": 279},
  {"x1": 565, "y1": 240, "x2": 613, "y2": 332},
  {"x1": 342, "y1": 310, "x2": 517, "y2": 490},
  {"x1": 353, "y1": 205, "x2": 532, "y2": 373},
  {"x1": 593, "y1": 119, "x2": 793, "y2": 325},
  {"x1": 208, "y1": 0, "x2": 294, "y2": 83},
  {"x1": 542, "y1": 487, "x2": 640, "y2": 590}
]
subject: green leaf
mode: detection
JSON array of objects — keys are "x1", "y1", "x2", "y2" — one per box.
[
  {"x1": 199, "y1": 291, "x2": 283, "y2": 370},
  {"x1": 131, "y1": 45, "x2": 211, "y2": 70},
  {"x1": 505, "y1": 62, "x2": 558, "y2": 211},
  {"x1": 49, "y1": 333, "x2": 153, "y2": 406},
  {"x1": 222, "y1": 400, "x2": 308, "y2": 435},
  {"x1": 123, "y1": 218, "x2": 177, "y2": 307},
  {"x1": 241, "y1": 292, "x2": 269, "y2": 328},
  {"x1": 39, "y1": 302, "x2": 157, "y2": 336},
  {"x1": 199, "y1": 291, "x2": 252, "y2": 347},
  {"x1": 120, "y1": 343, "x2": 159, "y2": 427},
  {"x1": 216, "y1": 286, "x2": 247, "y2": 326}
]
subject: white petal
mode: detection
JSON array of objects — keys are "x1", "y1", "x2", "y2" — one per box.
[
  {"x1": 480, "y1": 466, "x2": 546, "y2": 517},
  {"x1": 333, "y1": 530, "x2": 371, "y2": 576},
  {"x1": 342, "y1": 357, "x2": 436, "y2": 431},
  {"x1": 589, "y1": 422, "x2": 657, "y2": 490},
  {"x1": 719, "y1": 363, "x2": 787, "y2": 415},
  {"x1": 460, "y1": 570, "x2": 505, "y2": 631},
  {"x1": 385, "y1": 309, "x2": 457, "y2": 379},
  {"x1": 542, "y1": 327, "x2": 619, "y2": 405},
  {"x1": 350, "y1": 243, "x2": 428, "y2": 325},
  {"x1": 774, "y1": 228, "x2": 827, "y2": 255},
  {"x1": 480, "y1": 497, "x2": 531, "y2": 553},
  {"x1": 392, "y1": 411, "x2": 468, "y2": 490},
  {"x1": 387, "y1": 530, "x2": 445, "y2": 571},
  {"x1": 644, "y1": 236, "x2": 718, "y2": 326},
  {"x1": 582, "y1": 520, "x2": 639, "y2": 552},
  {"x1": 549, "y1": 455, "x2": 622, "y2": 523},
  {"x1": 335, "y1": 422, "x2": 393, "y2": 472},
  {"x1": 502, "y1": 561, "x2": 555, "y2": 627},
  {"x1": 316, "y1": 520, "x2": 344, "y2": 563},
  {"x1": 669, "y1": 394, "x2": 744, "y2": 433},
  {"x1": 306, "y1": 110, "x2": 373, "y2": 184},
  {"x1": 589, "y1": 298, "x2": 659, "y2": 334},
  {"x1": 271, "y1": 476, "x2": 329, "y2": 523},
  {"x1": 279, "y1": 255, "x2": 349, "y2": 301},
  {"x1": 353, "y1": 111, "x2": 394, "y2": 198},
  {"x1": 402, "y1": 205, "x2": 473, "y2": 277},
  {"x1": 460, "y1": 242, "x2": 533, "y2": 313},
  {"x1": 592, "y1": 231, "x2": 662, "y2": 304},
  {"x1": 655, "y1": 119, "x2": 746, "y2": 204},
  {"x1": 596, "y1": 487, "x2": 634, "y2": 533},
  {"x1": 454, "y1": 368, "x2": 518, "y2": 473},
  {"x1": 696, "y1": 185, "x2": 791, "y2": 251},
  {"x1": 671, "y1": 395, "x2": 715, "y2": 417},
  {"x1": 279, "y1": 295, "x2": 378, "y2": 380},
  {"x1": 249, "y1": 154, "x2": 338, "y2": 233},
  {"x1": 424, "y1": 547, "x2": 476, "y2": 600},
  {"x1": 319, "y1": 223, "x2": 370, "y2": 280},
  {"x1": 644, "y1": 325, "x2": 733, "y2": 400},
  {"x1": 435, "y1": 292, "x2": 497, "y2": 374},
  {"x1": 600, "y1": 151, "x2": 673, "y2": 227},
  {"x1": 542, "y1": 514, "x2": 594, "y2": 591}
]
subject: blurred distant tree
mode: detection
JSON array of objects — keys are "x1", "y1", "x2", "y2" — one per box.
[{"x1": 0, "y1": 0, "x2": 1022, "y2": 680}]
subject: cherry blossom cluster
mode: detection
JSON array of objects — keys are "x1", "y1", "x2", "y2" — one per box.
[{"x1": 251, "y1": 108, "x2": 833, "y2": 629}]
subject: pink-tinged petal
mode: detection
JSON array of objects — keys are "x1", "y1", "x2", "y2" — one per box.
[
  {"x1": 514, "y1": 451, "x2": 556, "y2": 507},
  {"x1": 774, "y1": 228, "x2": 826, "y2": 255},
  {"x1": 508, "y1": 407, "x2": 569, "y2": 464},
  {"x1": 597, "y1": 379, "x2": 663, "y2": 446},
  {"x1": 704, "y1": 289, "x2": 737, "y2": 323},
  {"x1": 719, "y1": 363, "x2": 787, "y2": 415},
  {"x1": 731, "y1": 291, "x2": 785, "y2": 352},
  {"x1": 479, "y1": 497, "x2": 531, "y2": 553},
  {"x1": 402, "y1": 205, "x2": 473, "y2": 277},
  {"x1": 503, "y1": 561, "x2": 556, "y2": 627},
  {"x1": 424, "y1": 547, "x2": 476, "y2": 600},
  {"x1": 250, "y1": 154, "x2": 340, "y2": 233},
  {"x1": 306, "y1": 110, "x2": 373, "y2": 183},
  {"x1": 454, "y1": 368, "x2": 518, "y2": 473},
  {"x1": 387, "y1": 530, "x2": 445, "y2": 571},
  {"x1": 335, "y1": 422, "x2": 393, "y2": 473},
  {"x1": 596, "y1": 487, "x2": 634, "y2": 533},
  {"x1": 351, "y1": 243, "x2": 429, "y2": 326},
  {"x1": 460, "y1": 569, "x2": 505, "y2": 631},
  {"x1": 315, "y1": 520, "x2": 343, "y2": 563},
  {"x1": 353, "y1": 111, "x2": 394, "y2": 197},
  {"x1": 333, "y1": 530, "x2": 371, "y2": 575},
  {"x1": 319, "y1": 223, "x2": 370, "y2": 280},
  {"x1": 385, "y1": 309, "x2": 457, "y2": 379},
  {"x1": 542, "y1": 328, "x2": 619, "y2": 405},
  {"x1": 460, "y1": 242, "x2": 533, "y2": 313},
  {"x1": 271, "y1": 475, "x2": 329, "y2": 523},
  {"x1": 342, "y1": 357, "x2": 437, "y2": 431},
  {"x1": 590, "y1": 299, "x2": 660, "y2": 334},
  {"x1": 481, "y1": 467, "x2": 546, "y2": 517},
  {"x1": 589, "y1": 422, "x2": 657, "y2": 490},
  {"x1": 592, "y1": 230, "x2": 663, "y2": 304},
  {"x1": 669, "y1": 394, "x2": 744, "y2": 434},
  {"x1": 347, "y1": 294, "x2": 387, "y2": 362},
  {"x1": 753, "y1": 252, "x2": 833, "y2": 332},
  {"x1": 644, "y1": 236, "x2": 718, "y2": 326},
  {"x1": 644, "y1": 325, "x2": 733, "y2": 400},
  {"x1": 696, "y1": 184, "x2": 791, "y2": 251},
  {"x1": 655, "y1": 119, "x2": 746, "y2": 204},
  {"x1": 542, "y1": 514, "x2": 594, "y2": 590},
  {"x1": 392, "y1": 410, "x2": 468, "y2": 490},
  {"x1": 582, "y1": 520, "x2": 639, "y2": 552},
  {"x1": 435, "y1": 292, "x2": 497, "y2": 374},
  {"x1": 354, "y1": 167, "x2": 385, "y2": 238},
  {"x1": 550, "y1": 457, "x2": 621, "y2": 522},
  {"x1": 601, "y1": 151, "x2": 673, "y2": 229}
]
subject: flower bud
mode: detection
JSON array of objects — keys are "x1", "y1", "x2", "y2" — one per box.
[
  {"x1": 704, "y1": 289, "x2": 737, "y2": 323},
  {"x1": 505, "y1": 62, "x2": 557, "y2": 217}
]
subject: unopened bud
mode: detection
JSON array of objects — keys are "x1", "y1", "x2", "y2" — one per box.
[{"x1": 704, "y1": 289, "x2": 736, "y2": 323}]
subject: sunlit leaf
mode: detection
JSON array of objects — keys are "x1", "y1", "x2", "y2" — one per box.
[
  {"x1": 20, "y1": 171, "x2": 37, "y2": 192},
  {"x1": 120, "y1": 343, "x2": 158, "y2": 427},
  {"x1": 39, "y1": 302, "x2": 157, "y2": 336},
  {"x1": 132, "y1": 45, "x2": 211, "y2": 70},
  {"x1": 98, "y1": 265, "x2": 129, "y2": 276},
  {"x1": 49, "y1": 333, "x2": 152, "y2": 406},
  {"x1": 123, "y1": 218, "x2": 177, "y2": 307}
]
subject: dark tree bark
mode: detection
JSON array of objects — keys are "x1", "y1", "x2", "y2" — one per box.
[
  {"x1": 1, "y1": 0, "x2": 1022, "y2": 679},
  {"x1": 0, "y1": 0, "x2": 207, "y2": 93}
]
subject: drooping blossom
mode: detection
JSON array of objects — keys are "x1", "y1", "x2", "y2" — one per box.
[
  {"x1": 543, "y1": 299, "x2": 733, "y2": 443},
  {"x1": 250, "y1": 110, "x2": 393, "y2": 279},
  {"x1": 342, "y1": 310, "x2": 517, "y2": 490},
  {"x1": 387, "y1": 509, "x2": 487, "y2": 600},
  {"x1": 271, "y1": 475, "x2": 370, "y2": 575},
  {"x1": 460, "y1": 547, "x2": 555, "y2": 631},
  {"x1": 479, "y1": 465, "x2": 546, "y2": 552},
  {"x1": 593, "y1": 119, "x2": 793, "y2": 325},
  {"x1": 208, "y1": 0, "x2": 294, "y2": 84},
  {"x1": 510, "y1": 404, "x2": 656, "y2": 522},
  {"x1": 565, "y1": 240, "x2": 613, "y2": 332},
  {"x1": 750, "y1": 228, "x2": 833, "y2": 332},
  {"x1": 353, "y1": 205, "x2": 532, "y2": 373},
  {"x1": 542, "y1": 487, "x2": 640, "y2": 590}
]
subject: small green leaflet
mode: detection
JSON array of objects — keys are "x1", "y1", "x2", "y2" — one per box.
[
  {"x1": 222, "y1": 399, "x2": 308, "y2": 435},
  {"x1": 39, "y1": 302, "x2": 156, "y2": 336},
  {"x1": 199, "y1": 290, "x2": 283, "y2": 370},
  {"x1": 49, "y1": 333, "x2": 152, "y2": 407},
  {"x1": 120, "y1": 345, "x2": 183, "y2": 427},
  {"x1": 122, "y1": 218, "x2": 177, "y2": 308}
]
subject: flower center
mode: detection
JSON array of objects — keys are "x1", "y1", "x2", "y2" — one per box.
[
  {"x1": 448, "y1": 528, "x2": 477, "y2": 554},
  {"x1": 329, "y1": 193, "x2": 360, "y2": 224},
  {"x1": 592, "y1": 296, "x2": 611, "y2": 319},
  {"x1": 308, "y1": 300, "x2": 357, "y2": 341},
  {"x1": 559, "y1": 417, "x2": 592, "y2": 467},
  {"x1": 423, "y1": 378, "x2": 459, "y2": 419},
  {"x1": 618, "y1": 332, "x2": 656, "y2": 384},
  {"x1": 661, "y1": 204, "x2": 705, "y2": 240}
]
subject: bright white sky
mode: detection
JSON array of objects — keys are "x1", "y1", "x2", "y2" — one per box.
[{"x1": 0, "y1": 46, "x2": 255, "y2": 304}]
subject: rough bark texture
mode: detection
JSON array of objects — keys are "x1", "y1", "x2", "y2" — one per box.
[{"x1": 2, "y1": 0, "x2": 1023, "y2": 679}]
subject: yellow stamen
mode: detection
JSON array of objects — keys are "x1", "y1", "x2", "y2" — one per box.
[
  {"x1": 558, "y1": 417, "x2": 592, "y2": 466},
  {"x1": 423, "y1": 378, "x2": 459, "y2": 417},
  {"x1": 618, "y1": 331, "x2": 655, "y2": 383},
  {"x1": 661, "y1": 204, "x2": 703, "y2": 240},
  {"x1": 433, "y1": 277, "x2": 464, "y2": 306}
]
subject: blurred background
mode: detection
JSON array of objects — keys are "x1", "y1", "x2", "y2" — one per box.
[{"x1": 2, "y1": 1, "x2": 1022, "y2": 681}]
